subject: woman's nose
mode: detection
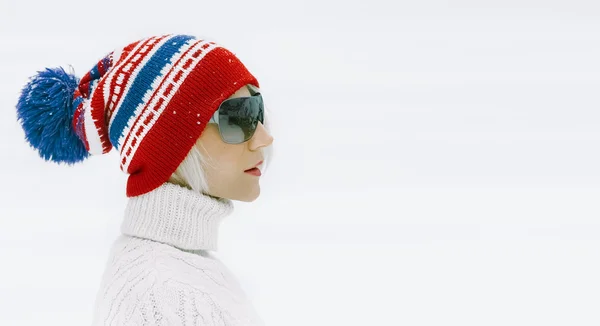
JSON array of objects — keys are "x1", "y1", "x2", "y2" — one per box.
[{"x1": 248, "y1": 122, "x2": 273, "y2": 151}]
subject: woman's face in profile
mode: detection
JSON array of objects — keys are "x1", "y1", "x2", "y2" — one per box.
[{"x1": 196, "y1": 84, "x2": 273, "y2": 202}]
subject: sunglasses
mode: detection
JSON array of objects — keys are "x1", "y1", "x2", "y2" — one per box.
[{"x1": 209, "y1": 85, "x2": 264, "y2": 144}]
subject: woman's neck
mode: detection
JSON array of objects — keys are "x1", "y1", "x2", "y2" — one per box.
[{"x1": 120, "y1": 182, "x2": 234, "y2": 251}]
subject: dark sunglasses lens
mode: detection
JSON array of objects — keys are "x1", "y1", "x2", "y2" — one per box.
[{"x1": 218, "y1": 95, "x2": 263, "y2": 144}]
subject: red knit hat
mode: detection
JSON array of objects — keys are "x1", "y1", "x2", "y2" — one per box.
[{"x1": 16, "y1": 34, "x2": 259, "y2": 197}]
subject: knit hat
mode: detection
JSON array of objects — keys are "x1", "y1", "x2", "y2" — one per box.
[{"x1": 16, "y1": 34, "x2": 259, "y2": 197}]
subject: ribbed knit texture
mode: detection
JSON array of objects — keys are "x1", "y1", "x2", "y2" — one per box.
[
  {"x1": 92, "y1": 182, "x2": 264, "y2": 325},
  {"x1": 122, "y1": 182, "x2": 233, "y2": 251}
]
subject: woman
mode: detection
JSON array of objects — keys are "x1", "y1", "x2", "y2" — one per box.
[{"x1": 16, "y1": 34, "x2": 273, "y2": 325}]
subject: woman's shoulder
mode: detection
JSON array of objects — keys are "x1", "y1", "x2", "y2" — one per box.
[
  {"x1": 103, "y1": 234, "x2": 220, "y2": 275},
  {"x1": 101, "y1": 234, "x2": 246, "y2": 296},
  {"x1": 92, "y1": 235, "x2": 262, "y2": 325}
]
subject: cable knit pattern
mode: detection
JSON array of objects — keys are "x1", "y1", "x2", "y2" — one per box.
[{"x1": 92, "y1": 183, "x2": 264, "y2": 326}]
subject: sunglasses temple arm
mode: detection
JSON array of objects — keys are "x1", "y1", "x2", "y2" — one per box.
[{"x1": 209, "y1": 111, "x2": 218, "y2": 124}]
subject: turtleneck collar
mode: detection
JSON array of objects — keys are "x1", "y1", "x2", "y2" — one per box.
[{"x1": 121, "y1": 182, "x2": 234, "y2": 251}]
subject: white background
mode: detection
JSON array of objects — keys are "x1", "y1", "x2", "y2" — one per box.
[{"x1": 1, "y1": 0, "x2": 600, "y2": 325}]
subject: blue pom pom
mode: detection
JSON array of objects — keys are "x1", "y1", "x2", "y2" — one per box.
[{"x1": 16, "y1": 67, "x2": 89, "y2": 165}]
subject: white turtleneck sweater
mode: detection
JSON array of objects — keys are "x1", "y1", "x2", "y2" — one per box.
[{"x1": 91, "y1": 182, "x2": 264, "y2": 326}]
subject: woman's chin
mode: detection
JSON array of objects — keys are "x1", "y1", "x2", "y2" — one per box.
[{"x1": 234, "y1": 187, "x2": 261, "y2": 202}]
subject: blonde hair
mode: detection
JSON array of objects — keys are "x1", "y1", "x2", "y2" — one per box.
[{"x1": 168, "y1": 102, "x2": 273, "y2": 195}]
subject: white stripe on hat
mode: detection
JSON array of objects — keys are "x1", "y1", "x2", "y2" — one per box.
[
  {"x1": 107, "y1": 35, "x2": 176, "y2": 132},
  {"x1": 101, "y1": 38, "x2": 152, "y2": 115},
  {"x1": 82, "y1": 100, "x2": 105, "y2": 155}
]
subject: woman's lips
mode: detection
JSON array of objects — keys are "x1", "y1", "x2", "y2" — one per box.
[
  {"x1": 244, "y1": 167, "x2": 262, "y2": 176},
  {"x1": 244, "y1": 160, "x2": 263, "y2": 176}
]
